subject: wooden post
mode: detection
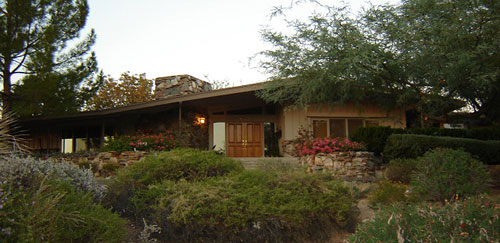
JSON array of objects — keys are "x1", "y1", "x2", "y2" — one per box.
[
  {"x1": 100, "y1": 121, "x2": 105, "y2": 149},
  {"x1": 72, "y1": 129, "x2": 76, "y2": 153}
]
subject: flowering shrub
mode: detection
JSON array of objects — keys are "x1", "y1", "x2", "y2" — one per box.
[
  {"x1": 104, "y1": 130, "x2": 178, "y2": 152},
  {"x1": 298, "y1": 137, "x2": 365, "y2": 156},
  {"x1": 288, "y1": 128, "x2": 365, "y2": 156}
]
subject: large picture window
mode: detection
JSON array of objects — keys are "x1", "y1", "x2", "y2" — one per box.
[{"x1": 311, "y1": 118, "x2": 379, "y2": 138}]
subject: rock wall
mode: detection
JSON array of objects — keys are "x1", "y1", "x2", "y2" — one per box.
[
  {"x1": 41, "y1": 151, "x2": 148, "y2": 177},
  {"x1": 155, "y1": 75, "x2": 212, "y2": 99},
  {"x1": 300, "y1": 151, "x2": 380, "y2": 181}
]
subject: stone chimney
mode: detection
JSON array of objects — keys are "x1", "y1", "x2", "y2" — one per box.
[{"x1": 154, "y1": 75, "x2": 212, "y2": 99}]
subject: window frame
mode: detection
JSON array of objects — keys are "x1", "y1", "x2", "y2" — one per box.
[{"x1": 309, "y1": 117, "x2": 380, "y2": 138}]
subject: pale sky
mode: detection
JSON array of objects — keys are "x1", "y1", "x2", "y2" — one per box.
[{"x1": 84, "y1": 0, "x2": 398, "y2": 86}]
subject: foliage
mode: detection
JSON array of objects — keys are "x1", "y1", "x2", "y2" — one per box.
[
  {"x1": 103, "y1": 130, "x2": 178, "y2": 152},
  {"x1": 411, "y1": 148, "x2": 491, "y2": 204},
  {"x1": 1, "y1": 0, "x2": 101, "y2": 117},
  {"x1": 383, "y1": 134, "x2": 500, "y2": 165},
  {"x1": 137, "y1": 171, "x2": 358, "y2": 242},
  {"x1": 385, "y1": 158, "x2": 418, "y2": 184},
  {"x1": 117, "y1": 148, "x2": 243, "y2": 185},
  {"x1": 104, "y1": 148, "x2": 243, "y2": 216},
  {"x1": 287, "y1": 127, "x2": 364, "y2": 156},
  {"x1": 105, "y1": 148, "x2": 357, "y2": 242},
  {"x1": 87, "y1": 72, "x2": 154, "y2": 111},
  {"x1": 490, "y1": 165, "x2": 500, "y2": 188},
  {"x1": 351, "y1": 126, "x2": 402, "y2": 155},
  {"x1": 258, "y1": 0, "x2": 500, "y2": 121},
  {"x1": 368, "y1": 180, "x2": 408, "y2": 207},
  {"x1": 0, "y1": 156, "x2": 106, "y2": 200},
  {"x1": 349, "y1": 196, "x2": 500, "y2": 242},
  {"x1": 0, "y1": 178, "x2": 126, "y2": 243},
  {"x1": 299, "y1": 137, "x2": 364, "y2": 156}
]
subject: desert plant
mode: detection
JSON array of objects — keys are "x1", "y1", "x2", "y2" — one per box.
[
  {"x1": 349, "y1": 196, "x2": 500, "y2": 242},
  {"x1": 411, "y1": 148, "x2": 491, "y2": 204}
]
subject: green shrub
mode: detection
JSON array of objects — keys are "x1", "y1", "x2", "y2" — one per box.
[
  {"x1": 104, "y1": 148, "x2": 244, "y2": 217},
  {"x1": 368, "y1": 180, "x2": 407, "y2": 207},
  {"x1": 351, "y1": 126, "x2": 403, "y2": 155},
  {"x1": 0, "y1": 178, "x2": 126, "y2": 242},
  {"x1": 411, "y1": 148, "x2": 491, "y2": 203},
  {"x1": 385, "y1": 158, "x2": 418, "y2": 184},
  {"x1": 383, "y1": 134, "x2": 500, "y2": 165},
  {"x1": 0, "y1": 156, "x2": 106, "y2": 200},
  {"x1": 118, "y1": 148, "x2": 244, "y2": 185},
  {"x1": 142, "y1": 170, "x2": 358, "y2": 242},
  {"x1": 103, "y1": 136, "x2": 134, "y2": 152},
  {"x1": 349, "y1": 196, "x2": 500, "y2": 242}
]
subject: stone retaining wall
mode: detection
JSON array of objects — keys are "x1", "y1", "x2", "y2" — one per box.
[
  {"x1": 300, "y1": 151, "x2": 381, "y2": 181},
  {"x1": 41, "y1": 151, "x2": 148, "y2": 177}
]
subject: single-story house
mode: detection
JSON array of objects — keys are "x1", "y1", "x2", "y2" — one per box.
[{"x1": 19, "y1": 75, "x2": 406, "y2": 157}]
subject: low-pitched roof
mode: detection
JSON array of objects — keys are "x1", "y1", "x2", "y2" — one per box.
[{"x1": 20, "y1": 82, "x2": 265, "y2": 123}]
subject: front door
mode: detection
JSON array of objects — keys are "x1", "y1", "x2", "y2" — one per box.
[{"x1": 226, "y1": 122, "x2": 263, "y2": 157}]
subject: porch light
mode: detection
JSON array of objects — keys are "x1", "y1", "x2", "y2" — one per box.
[{"x1": 197, "y1": 117, "x2": 206, "y2": 125}]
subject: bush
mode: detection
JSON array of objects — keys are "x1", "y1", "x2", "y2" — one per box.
[
  {"x1": 411, "y1": 148, "x2": 491, "y2": 203},
  {"x1": 368, "y1": 180, "x2": 408, "y2": 207},
  {"x1": 351, "y1": 126, "x2": 403, "y2": 155},
  {"x1": 103, "y1": 130, "x2": 178, "y2": 152},
  {"x1": 140, "y1": 170, "x2": 358, "y2": 242},
  {"x1": 349, "y1": 196, "x2": 500, "y2": 242},
  {"x1": 117, "y1": 148, "x2": 244, "y2": 185},
  {"x1": 104, "y1": 148, "x2": 244, "y2": 217},
  {"x1": 385, "y1": 158, "x2": 418, "y2": 184},
  {"x1": 383, "y1": 134, "x2": 500, "y2": 165},
  {"x1": 0, "y1": 156, "x2": 106, "y2": 200},
  {"x1": 0, "y1": 178, "x2": 126, "y2": 242}
]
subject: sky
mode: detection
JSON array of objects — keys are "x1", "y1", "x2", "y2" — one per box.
[{"x1": 84, "y1": 0, "x2": 398, "y2": 86}]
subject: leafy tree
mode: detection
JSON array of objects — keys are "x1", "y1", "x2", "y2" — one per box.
[
  {"x1": 86, "y1": 72, "x2": 154, "y2": 110},
  {"x1": 258, "y1": 0, "x2": 500, "y2": 121},
  {"x1": 0, "y1": 0, "x2": 100, "y2": 117}
]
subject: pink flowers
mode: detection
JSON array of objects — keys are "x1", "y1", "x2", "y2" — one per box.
[
  {"x1": 127, "y1": 130, "x2": 178, "y2": 152},
  {"x1": 297, "y1": 136, "x2": 364, "y2": 156}
]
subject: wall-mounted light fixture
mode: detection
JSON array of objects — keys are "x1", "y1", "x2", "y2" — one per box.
[{"x1": 196, "y1": 116, "x2": 206, "y2": 125}]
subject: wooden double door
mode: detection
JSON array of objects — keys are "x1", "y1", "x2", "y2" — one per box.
[{"x1": 226, "y1": 122, "x2": 263, "y2": 157}]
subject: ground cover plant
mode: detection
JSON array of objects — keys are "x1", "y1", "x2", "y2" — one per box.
[
  {"x1": 349, "y1": 196, "x2": 500, "y2": 242},
  {"x1": 106, "y1": 148, "x2": 358, "y2": 242}
]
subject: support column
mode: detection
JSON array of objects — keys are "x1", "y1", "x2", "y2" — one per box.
[
  {"x1": 178, "y1": 102, "x2": 182, "y2": 129},
  {"x1": 100, "y1": 121, "x2": 105, "y2": 149},
  {"x1": 72, "y1": 129, "x2": 76, "y2": 153}
]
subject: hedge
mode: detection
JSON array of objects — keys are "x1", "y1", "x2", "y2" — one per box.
[
  {"x1": 352, "y1": 126, "x2": 500, "y2": 155},
  {"x1": 383, "y1": 134, "x2": 500, "y2": 165}
]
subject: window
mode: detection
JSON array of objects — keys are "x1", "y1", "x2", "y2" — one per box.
[
  {"x1": 311, "y1": 118, "x2": 378, "y2": 138},
  {"x1": 313, "y1": 120, "x2": 328, "y2": 138}
]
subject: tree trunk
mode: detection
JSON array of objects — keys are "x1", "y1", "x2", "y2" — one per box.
[{"x1": 2, "y1": 59, "x2": 12, "y2": 117}]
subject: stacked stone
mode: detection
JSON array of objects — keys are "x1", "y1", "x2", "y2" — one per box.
[
  {"x1": 154, "y1": 75, "x2": 212, "y2": 99},
  {"x1": 300, "y1": 151, "x2": 379, "y2": 181}
]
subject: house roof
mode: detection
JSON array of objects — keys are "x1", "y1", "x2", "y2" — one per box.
[{"x1": 19, "y1": 82, "x2": 266, "y2": 123}]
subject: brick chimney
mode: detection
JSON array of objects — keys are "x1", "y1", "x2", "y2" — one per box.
[{"x1": 154, "y1": 75, "x2": 212, "y2": 99}]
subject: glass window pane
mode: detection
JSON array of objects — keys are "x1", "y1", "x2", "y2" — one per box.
[
  {"x1": 329, "y1": 119, "x2": 346, "y2": 138},
  {"x1": 313, "y1": 120, "x2": 328, "y2": 138},
  {"x1": 213, "y1": 122, "x2": 226, "y2": 152},
  {"x1": 348, "y1": 119, "x2": 364, "y2": 138}
]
